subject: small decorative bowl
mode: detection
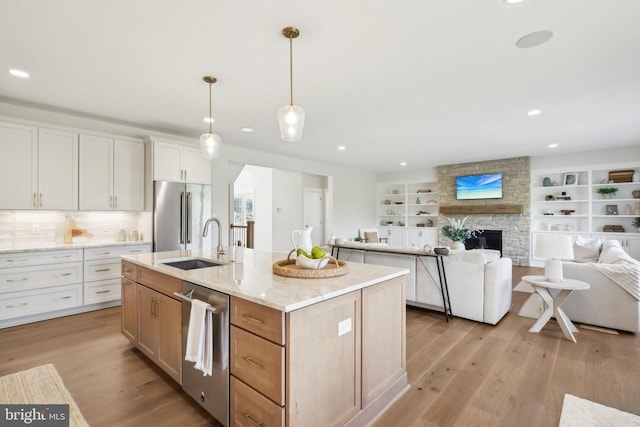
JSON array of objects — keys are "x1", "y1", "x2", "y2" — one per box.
[
  {"x1": 433, "y1": 247, "x2": 449, "y2": 255},
  {"x1": 296, "y1": 255, "x2": 331, "y2": 270},
  {"x1": 633, "y1": 190, "x2": 640, "y2": 198}
]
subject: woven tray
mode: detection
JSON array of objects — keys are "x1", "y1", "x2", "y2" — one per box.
[{"x1": 273, "y1": 251, "x2": 349, "y2": 278}]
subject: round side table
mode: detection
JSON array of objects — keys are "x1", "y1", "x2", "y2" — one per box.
[{"x1": 522, "y1": 275, "x2": 590, "y2": 342}]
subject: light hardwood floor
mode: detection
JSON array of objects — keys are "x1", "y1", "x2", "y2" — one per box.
[{"x1": 1, "y1": 266, "x2": 639, "y2": 427}]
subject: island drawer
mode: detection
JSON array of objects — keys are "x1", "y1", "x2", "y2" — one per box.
[
  {"x1": 230, "y1": 297, "x2": 285, "y2": 345},
  {"x1": 121, "y1": 261, "x2": 137, "y2": 281},
  {"x1": 230, "y1": 326, "x2": 285, "y2": 405},
  {"x1": 137, "y1": 266, "x2": 182, "y2": 298},
  {"x1": 231, "y1": 376, "x2": 284, "y2": 427}
]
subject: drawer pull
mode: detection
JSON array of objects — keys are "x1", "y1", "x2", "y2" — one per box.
[
  {"x1": 242, "y1": 356, "x2": 264, "y2": 369},
  {"x1": 53, "y1": 273, "x2": 72, "y2": 278},
  {"x1": 241, "y1": 313, "x2": 265, "y2": 325},
  {"x1": 6, "y1": 278, "x2": 28, "y2": 282},
  {"x1": 128, "y1": 250, "x2": 143, "y2": 253},
  {"x1": 96, "y1": 290, "x2": 111, "y2": 294},
  {"x1": 95, "y1": 252, "x2": 112, "y2": 255},
  {"x1": 124, "y1": 269, "x2": 134, "y2": 273},
  {"x1": 95, "y1": 268, "x2": 111, "y2": 272},
  {"x1": 54, "y1": 296, "x2": 72, "y2": 301},
  {"x1": 5, "y1": 258, "x2": 29, "y2": 263},
  {"x1": 244, "y1": 413, "x2": 264, "y2": 427},
  {"x1": 7, "y1": 302, "x2": 28, "y2": 308},
  {"x1": 53, "y1": 255, "x2": 73, "y2": 259}
]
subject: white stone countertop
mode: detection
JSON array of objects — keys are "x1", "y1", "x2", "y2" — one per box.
[
  {"x1": 121, "y1": 248, "x2": 410, "y2": 312},
  {"x1": 0, "y1": 240, "x2": 151, "y2": 254}
]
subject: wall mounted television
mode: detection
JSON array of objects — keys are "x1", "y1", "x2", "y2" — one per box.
[{"x1": 456, "y1": 173, "x2": 503, "y2": 200}]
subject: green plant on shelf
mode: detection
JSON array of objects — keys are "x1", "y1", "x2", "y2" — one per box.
[
  {"x1": 633, "y1": 217, "x2": 640, "y2": 229},
  {"x1": 597, "y1": 187, "x2": 618, "y2": 198}
]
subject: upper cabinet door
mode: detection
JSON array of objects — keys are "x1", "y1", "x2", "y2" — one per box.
[
  {"x1": 153, "y1": 142, "x2": 183, "y2": 182},
  {"x1": 79, "y1": 134, "x2": 113, "y2": 210},
  {"x1": 0, "y1": 121, "x2": 38, "y2": 209},
  {"x1": 37, "y1": 128, "x2": 78, "y2": 210},
  {"x1": 181, "y1": 146, "x2": 211, "y2": 184},
  {"x1": 153, "y1": 141, "x2": 211, "y2": 184},
  {"x1": 114, "y1": 139, "x2": 144, "y2": 210}
]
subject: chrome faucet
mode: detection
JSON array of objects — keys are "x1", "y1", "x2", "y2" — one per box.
[{"x1": 202, "y1": 217, "x2": 225, "y2": 255}]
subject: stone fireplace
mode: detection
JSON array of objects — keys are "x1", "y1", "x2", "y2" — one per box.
[{"x1": 437, "y1": 157, "x2": 531, "y2": 265}]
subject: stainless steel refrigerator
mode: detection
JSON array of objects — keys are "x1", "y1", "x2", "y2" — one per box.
[{"x1": 153, "y1": 181, "x2": 212, "y2": 251}]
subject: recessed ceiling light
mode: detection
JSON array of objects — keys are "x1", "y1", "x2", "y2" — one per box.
[
  {"x1": 516, "y1": 30, "x2": 553, "y2": 48},
  {"x1": 548, "y1": 143, "x2": 558, "y2": 148},
  {"x1": 204, "y1": 117, "x2": 214, "y2": 123},
  {"x1": 9, "y1": 68, "x2": 30, "y2": 78},
  {"x1": 503, "y1": 0, "x2": 525, "y2": 4},
  {"x1": 337, "y1": 146, "x2": 346, "y2": 151},
  {"x1": 240, "y1": 127, "x2": 255, "y2": 133},
  {"x1": 527, "y1": 109, "x2": 541, "y2": 116},
  {"x1": 400, "y1": 162, "x2": 407, "y2": 166}
]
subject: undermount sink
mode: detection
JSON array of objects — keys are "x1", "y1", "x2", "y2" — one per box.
[{"x1": 162, "y1": 258, "x2": 225, "y2": 270}]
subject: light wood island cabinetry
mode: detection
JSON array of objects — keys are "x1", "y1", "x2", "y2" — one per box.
[
  {"x1": 230, "y1": 277, "x2": 406, "y2": 427},
  {"x1": 121, "y1": 249, "x2": 409, "y2": 427},
  {"x1": 120, "y1": 261, "x2": 182, "y2": 383}
]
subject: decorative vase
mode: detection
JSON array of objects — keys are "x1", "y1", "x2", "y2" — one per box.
[
  {"x1": 450, "y1": 240, "x2": 465, "y2": 251},
  {"x1": 543, "y1": 177, "x2": 551, "y2": 187}
]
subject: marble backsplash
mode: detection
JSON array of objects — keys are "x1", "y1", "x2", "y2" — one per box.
[{"x1": 0, "y1": 211, "x2": 151, "y2": 250}]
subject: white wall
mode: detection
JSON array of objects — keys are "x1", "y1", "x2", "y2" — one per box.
[
  {"x1": 272, "y1": 169, "x2": 303, "y2": 253},
  {"x1": 234, "y1": 165, "x2": 273, "y2": 251},
  {"x1": 530, "y1": 145, "x2": 640, "y2": 170}
]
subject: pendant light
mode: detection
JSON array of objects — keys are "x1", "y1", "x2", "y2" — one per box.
[
  {"x1": 200, "y1": 76, "x2": 222, "y2": 159},
  {"x1": 278, "y1": 26, "x2": 305, "y2": 142}
]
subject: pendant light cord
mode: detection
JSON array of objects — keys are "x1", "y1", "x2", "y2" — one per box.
[
  {"x1": 289, "y1": 35, "x2": 294, "y2": 106},
  {"x1": 208, "y1": 82, "x2": 213, "y2": 134}
]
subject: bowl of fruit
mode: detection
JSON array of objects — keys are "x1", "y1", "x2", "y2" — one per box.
[{"x1": 295, "y1": 246, "x2": 331, "y2": 270}]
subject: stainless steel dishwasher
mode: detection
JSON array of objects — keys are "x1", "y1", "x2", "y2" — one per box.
[{"x1": 175, "y1": 281, "x2": 229, "y2": 427}]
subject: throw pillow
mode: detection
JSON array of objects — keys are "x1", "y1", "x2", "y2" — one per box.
[
  {"x1": 573, "y1": 235, "x2": 603, "y2": 261},
  {"x1": 364, "y1": 231, "x2": 379, "y2": 243},
  {"x1": 598, "y1": 239, "x2": 633, "y2": 264}
]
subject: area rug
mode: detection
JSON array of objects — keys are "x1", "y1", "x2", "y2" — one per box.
[
  {"x1": 559, "y1": 393, "x2": 640, "y2": 426},
  {"x1": 0, "y1": 363, "x2": 89, "y2": 426}
]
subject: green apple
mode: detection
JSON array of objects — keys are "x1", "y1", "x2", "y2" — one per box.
[
  {"x1": 297, "y1": 248, "x2": 311, "y2": 258},
  {"x1": 311, "y1": 246, "x2": 326, "y2": 259}
]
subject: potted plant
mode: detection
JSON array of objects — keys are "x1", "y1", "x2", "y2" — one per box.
[
  {"x1": 597, "y1": 187, "x2": 619, "y2": 199},
  {"x1": 441, "y1": 216, "x2": 482, "y2": 250},
  {"x1": 633, "y1": 217, "x2": 640, "y2": 232}
]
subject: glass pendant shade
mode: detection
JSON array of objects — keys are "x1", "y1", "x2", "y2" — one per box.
[
  {"x1": 278, "y1": 104, "x2": 305, "y2": 142},
  {"x1": 200, "y1": 132, "x2": 221, "y2": 159}
]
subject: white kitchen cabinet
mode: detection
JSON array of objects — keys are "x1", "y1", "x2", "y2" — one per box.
[
  {"x1": 0, "y1": 123, "x2": 77, "y2": 210},
  {"x1": 83, "y1": 244, "x2": 150, "y2": 305},
  {"x1": 152, "y1": 140, "x2": 211, "y2": 184},
  {"x1": 0, "y1": 121, "x2": 37, "y2": 209},
  {"x1": 0, "y1": 248, "x2": 83, "y2": 326},
  {"x1": 79, "y1": 134, "x2": 144, "y2": 210}
]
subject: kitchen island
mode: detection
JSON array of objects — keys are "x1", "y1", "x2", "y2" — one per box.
[{"x1": 121, "y1": 248, "x2": 409, "y2": 427}]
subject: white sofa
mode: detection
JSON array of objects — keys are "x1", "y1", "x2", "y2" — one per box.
[
  {"x1": 560, "y1": 239, "x2": 640, "y2": 333},
  {"x1": 334, "y1": 244, "x2": 512, "y2": 324},
  {"x1": 416, "y1": 250, "x2": 512, "y2": 325}
]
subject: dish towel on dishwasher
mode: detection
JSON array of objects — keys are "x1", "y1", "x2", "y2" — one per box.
[{"x1": 185, "y1": 299, "x2": 213, "y2": 376}]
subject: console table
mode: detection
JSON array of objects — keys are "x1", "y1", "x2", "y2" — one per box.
[
  {"x1": 331, "y1": 244, "x2": 452, "y2": 322},
  {"x1": 522, "y1": 275, "x2": 590, "y2": 342}
]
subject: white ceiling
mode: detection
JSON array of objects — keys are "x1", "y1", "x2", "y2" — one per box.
[{"x1": 1, "y1": 0, "x2": 639, "y2": 172}]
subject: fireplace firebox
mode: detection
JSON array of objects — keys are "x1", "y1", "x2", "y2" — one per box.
[{"x1": 464, "y1": 230, "x2": 502, "y2": 256}]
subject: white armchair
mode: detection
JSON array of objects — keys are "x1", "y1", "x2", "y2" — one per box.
[{"x1": 360, "y1": 228, "x2": 388, "y2": 243}]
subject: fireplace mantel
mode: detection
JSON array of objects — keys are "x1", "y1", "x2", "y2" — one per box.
[{"x1": 440, "y1": 205, "x2": 523, "y2": 214}]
